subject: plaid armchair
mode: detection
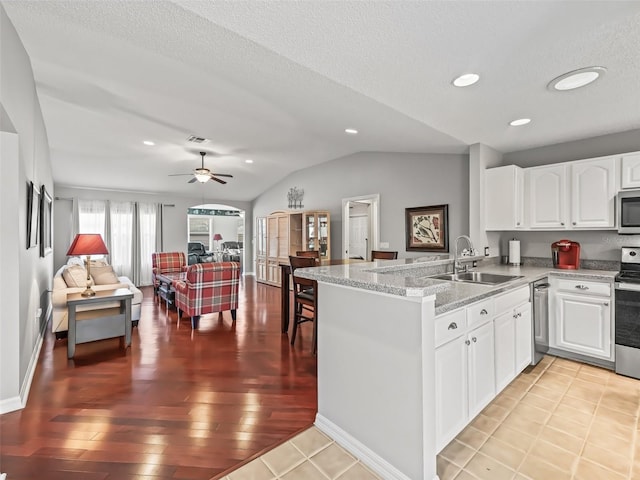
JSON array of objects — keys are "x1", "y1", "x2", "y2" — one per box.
[
  {"x1": 151, "y1": 252, "x2": 187, "y2": 295},
  {"x1": 174, "y1": 262, "x2": 240, "y2": 329}
]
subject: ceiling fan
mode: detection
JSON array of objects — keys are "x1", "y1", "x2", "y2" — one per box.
[{"x1": 169, "y1": 151, "x2": 233, "y2": 184}]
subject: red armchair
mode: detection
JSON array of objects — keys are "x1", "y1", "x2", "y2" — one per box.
[
  {"x1": 174, "y1": 262, "x2": 241, "y2": 329},
  {"x1": 152, "y1": 251, "x2": 187, "y2": 296}
]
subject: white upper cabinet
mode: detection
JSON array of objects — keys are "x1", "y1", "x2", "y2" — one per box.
[
  {"x1": 621, "y1": 152, "x2": 640, "y2": 189},
  {"x1": 570, "y1": 157, "x2": 616, "y2": 228},
  {"x1": 527, "y1": 164, "x2": 568, "y2": 229},
  {"x1": 485, "y1": 165, "x2": 525, "y2": 230}
]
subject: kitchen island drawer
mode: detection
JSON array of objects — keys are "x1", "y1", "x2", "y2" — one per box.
[
  {"x1": 435, "y1": 308, "x2": 466, "y2": 347},
  {"x1": 467, "y1": 298, "x2": 494, "y2": 327}
]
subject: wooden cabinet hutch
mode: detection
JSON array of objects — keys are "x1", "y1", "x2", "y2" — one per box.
[{"x1": 256, "y1": 210, "x2": 330, "y2": 286}]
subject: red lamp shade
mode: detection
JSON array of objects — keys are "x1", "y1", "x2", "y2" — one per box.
[
  {"x1": 66, "y1": 234, "x2": 109, "y2": 256},
  {"x1": 213, "y1": 233, "x2": 223, "y2": 241}
]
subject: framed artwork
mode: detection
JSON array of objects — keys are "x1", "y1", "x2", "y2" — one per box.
[
  {"x1": 40, "y1": 185, "x2": 53, "y2": 257},
  {"x1": 26, "y1": 181, "x2": 40, "y2": 249},
  {"x1": 405, "y1": 204, "x2": 449, "y2": 252}
]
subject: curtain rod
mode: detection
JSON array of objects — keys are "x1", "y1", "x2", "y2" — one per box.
[{"x1": 54, "y1": 196, "x2": 73, "y2": 201}]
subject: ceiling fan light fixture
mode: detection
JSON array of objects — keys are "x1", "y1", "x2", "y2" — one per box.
[
  {"x1": 548, "y1": 66, "x2": 606, "y2": 91},
  {"x1": 194, "y1": 173, "x2": 210, "y2": 183}
]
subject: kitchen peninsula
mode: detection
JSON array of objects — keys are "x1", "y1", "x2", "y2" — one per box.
[{"x1": 296, "y1": 256, "x2": 617, "y2": 480}]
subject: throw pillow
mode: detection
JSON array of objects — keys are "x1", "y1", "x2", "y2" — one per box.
[
  {"x1": 91, "y1": 264, "x2": 120, "y2": 285},
  {"x1": 62, "y1": 265, "x2": 91, "y2": 288}
]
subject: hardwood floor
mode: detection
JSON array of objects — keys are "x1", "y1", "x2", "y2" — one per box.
[{"x1": 0, "y1": 277, "x2": 318, "y2": 480}]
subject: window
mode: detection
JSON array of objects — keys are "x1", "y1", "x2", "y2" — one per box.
[{"x1": 110, "y1": 201, "x2": 133, "y2": 278}]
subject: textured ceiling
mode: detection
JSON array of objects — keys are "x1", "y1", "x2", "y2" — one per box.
[{"x1": 3, "y1": 1, "x2": 640, "y2": 201}]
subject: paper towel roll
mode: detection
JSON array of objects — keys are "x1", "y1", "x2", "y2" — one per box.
[{"x1": 509, "y1": 239, "x2": 521, "y2": 265}]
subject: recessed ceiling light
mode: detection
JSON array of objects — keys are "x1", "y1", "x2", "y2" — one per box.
[
  {"x1": 509, "y1": 118, "x2": 531, "y2": 127},
  {"x1": 345, "y1": 128, "x2": 358, "y2": 135},
  {"x1": 452, "y1": 73, "x2": 480, "y2": 87},
  {"x1": 245, "y1": 159, "x2": 254, "y2": 164},
  {"x1": 548, "y1": 66, "x2": 606, "y2": 91},
  {"x1": 143, "y1": 140, "x2": 155, "y2": 146}
]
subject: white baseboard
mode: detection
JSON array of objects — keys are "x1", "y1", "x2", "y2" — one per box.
[
  {"x1": 0, "y1": 326, "x2": 45, "y2": 414},
  {"x1": 0, "y1": 395, "x2": 23, "y2": 414},
  {"x1": 315, "y1": 414, "x2": 419, "y2": 480}
]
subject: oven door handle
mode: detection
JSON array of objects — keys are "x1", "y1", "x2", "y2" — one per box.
[{"x1": 615, "y1": 282, "x2": 640, "y2": 291}]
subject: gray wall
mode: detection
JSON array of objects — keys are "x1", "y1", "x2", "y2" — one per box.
[
  {"x1": 1, "y1": 5, "x2": 54, "y2": 412},
  {"x1": 54, "y1": 186, "x2": 253, "y2": 278},
  {"x1": 499, "y1": 130, "x2": 640, "y2": 261},
  {"x1": 504, "y1": 128, "x2": 640, "y2": 167},
  {"x1": 252, "y1": 151, "x2": 469, "y2": 260}
]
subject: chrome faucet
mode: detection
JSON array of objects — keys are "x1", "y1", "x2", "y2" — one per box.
[{"x1": 454, "y1": 235, "x2": 475, "y2": 273}]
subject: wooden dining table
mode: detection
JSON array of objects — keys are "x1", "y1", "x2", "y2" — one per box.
[{"x1": 280, "y1": 258, "x2": 365, "y2": 334}]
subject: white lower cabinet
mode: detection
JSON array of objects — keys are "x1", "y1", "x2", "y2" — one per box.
[
  {"x1": 515, "y1": 303, "x2": 532, "y2": 371},
  {"x1": 553, "y1": 291, "x2": 611, "y2": 360},
  {"x1": 435, "y1": 286, "x2": 532, "y2": 451},
  {"x1": 434, "y1": 334, "x2": 468, "y2": 452},
  {"x1": 494, "y1": 310, "x2": 516, "y2": 393},
  {"x1": 550, "y1": 278, "x2": 613, "y2": 361},
  {"x1": 467, "y1": 321, "x2": 496, "y2": 419}
]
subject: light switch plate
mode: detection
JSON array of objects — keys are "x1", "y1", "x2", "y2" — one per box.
[{"x1": 380, "y1": 242, "x2": 390, "y2": 248}]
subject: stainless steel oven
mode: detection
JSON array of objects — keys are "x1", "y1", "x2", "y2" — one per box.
[
  {"x1": 617, "y1": 189, "x2": 640, "y2": 234},
  {"x1": 614, "y1": 247, "x2": 640, "y2": 379}
]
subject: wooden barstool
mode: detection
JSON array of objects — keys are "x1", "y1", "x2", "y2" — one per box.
[{"x1": 289, "y1": 255, "x2": 318, "y2": 354}]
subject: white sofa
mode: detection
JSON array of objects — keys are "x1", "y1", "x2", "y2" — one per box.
[{"x1": 51, "y1": 261, "x2": 143, "y2": 338}]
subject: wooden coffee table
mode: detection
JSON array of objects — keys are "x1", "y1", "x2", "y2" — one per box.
[{"x1": 66, "y1": 288, "x2": 134, "y2": 358}]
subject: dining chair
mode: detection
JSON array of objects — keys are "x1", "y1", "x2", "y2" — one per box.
[
  {"x1": 289, "y1": 255, "x2": 318, "y2": 354},
  {"x1": 371, "y1": 250, "x2": 398, "y2": 260},
  {"x1": 295, "y1": 250, "x2": 321, "y2": 265}
]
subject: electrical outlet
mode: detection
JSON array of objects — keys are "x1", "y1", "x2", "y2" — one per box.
[
  {"x1": 35, "y1": 308, "x2": 42, "y2": 319},
  {"x1": 380, "y1": 242, "x2": 390, "y2": 248}
]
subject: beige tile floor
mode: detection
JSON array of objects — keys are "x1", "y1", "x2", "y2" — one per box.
[
  {"x1": 439, "y1": 356, "x2": 640, "y2": 480},
  {"x1": 223, "y1": 356, "x2": 639, "y2": 479}
]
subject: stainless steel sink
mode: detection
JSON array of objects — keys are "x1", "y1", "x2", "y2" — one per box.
[{"x1": 430, "y1": 271, "x2": 523, "y2": 285}]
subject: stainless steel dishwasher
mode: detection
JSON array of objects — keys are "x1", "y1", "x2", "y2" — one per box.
[{"x1": 531, "y1": 278, "x2": 550, "y2": 365}]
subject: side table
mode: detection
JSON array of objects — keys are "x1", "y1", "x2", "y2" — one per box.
[{"x1": 67, "y1": 288, "x2": 134, "y2": 359}]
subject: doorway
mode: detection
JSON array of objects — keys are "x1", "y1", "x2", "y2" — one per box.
[
  {"x1": 187, "y1": 204, "x2": 245, "y2": 270},
  {"x1": 342, "y1": 194, "x2": 380, "y2": 261}
]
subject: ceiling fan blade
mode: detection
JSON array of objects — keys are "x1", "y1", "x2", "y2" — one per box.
[
  {"x1": 168, "y1": 173, "x2": 193, "y2": 176},
  {"x1": 212, "y1": 173, "x2": 233, "y2": 178},
  {"x1": 210, "y1": 176, "x2": 227, "y2": 185},
  {"x1": 188, "y1": 177, "x2": 198, "y2": 184}
]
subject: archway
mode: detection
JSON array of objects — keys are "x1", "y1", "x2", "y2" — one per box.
[{"x1": 187, "y1": 203, "x2": 245, "y2": 272}]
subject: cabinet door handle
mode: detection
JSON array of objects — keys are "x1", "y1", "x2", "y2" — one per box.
[
  {"x1": 604, "y1": 302, "x2": 609, "y2": 307},
  {"x1": 572, "y1": 222, "x2": 577, "y2": 225},
  {"x1": 575, "y1": 285, "x2": 589, "y2": 290},
  {"x1": 517, "y1": 222, "x2": 521, "y2": 226},
  {"x1": 447, "y1": 322, "x2": 458, "y2": 330},
  {"x1": 480, "y1": 309, "x2": 488, "y2": 315},
  {"x1": 472, "y1": 337, "x2": 477, "y2": 342},
  {"x1": 465, "y1": 340, "x2": 471, "y2": 346},
  {"x1": 561, "y1": 222, "x2": 565, "y2": 226}
]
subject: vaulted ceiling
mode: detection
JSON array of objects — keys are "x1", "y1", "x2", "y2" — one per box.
[{"x1": 3, "y1": 1, "x2": 640, "y2": 201}]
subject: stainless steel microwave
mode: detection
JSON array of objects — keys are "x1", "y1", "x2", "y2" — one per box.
[{"x1": 618, "y1": 189, "x2": 640, "y2": 234}]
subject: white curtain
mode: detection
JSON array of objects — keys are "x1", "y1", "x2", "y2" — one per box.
[
  {"x1": 136, "y1": 202, "x2": 157, "y2": 286},
  {"x1": 109, "y1": 201, "x2": 134, "y2": 278},
  {"x1": 72, "y1": 199, "x2": 161, "y2": 286},
  {"x1": 77, "y1": 199, "x2": 107, "y2": 260}
]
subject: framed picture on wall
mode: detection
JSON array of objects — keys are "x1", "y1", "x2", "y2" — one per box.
[
  {"x1": 40, "y1": 185, "x2": 53, "y2": 257},
  {"x1": 405, "y1": 204, "x2": 449, "y2": 252},
  {"x1": 26, "y1": 181, "x2": 40, "y2": 249}
]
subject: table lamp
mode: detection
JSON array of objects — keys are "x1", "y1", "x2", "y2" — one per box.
[
  {"x1": 66, "y1": 233, "x2": 109, "y2": 297},
  {"x1": 213, "y1": 233, "x2": 223, "y2": 251}
]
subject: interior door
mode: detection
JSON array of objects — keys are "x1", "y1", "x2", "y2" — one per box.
[{"x1": 349, "y1": 214, "x2": 369, "y2": 259}]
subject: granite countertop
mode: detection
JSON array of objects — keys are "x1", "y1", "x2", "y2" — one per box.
[{"x1": 295, "y1": 256, "x2": 618, "y2": 316}]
